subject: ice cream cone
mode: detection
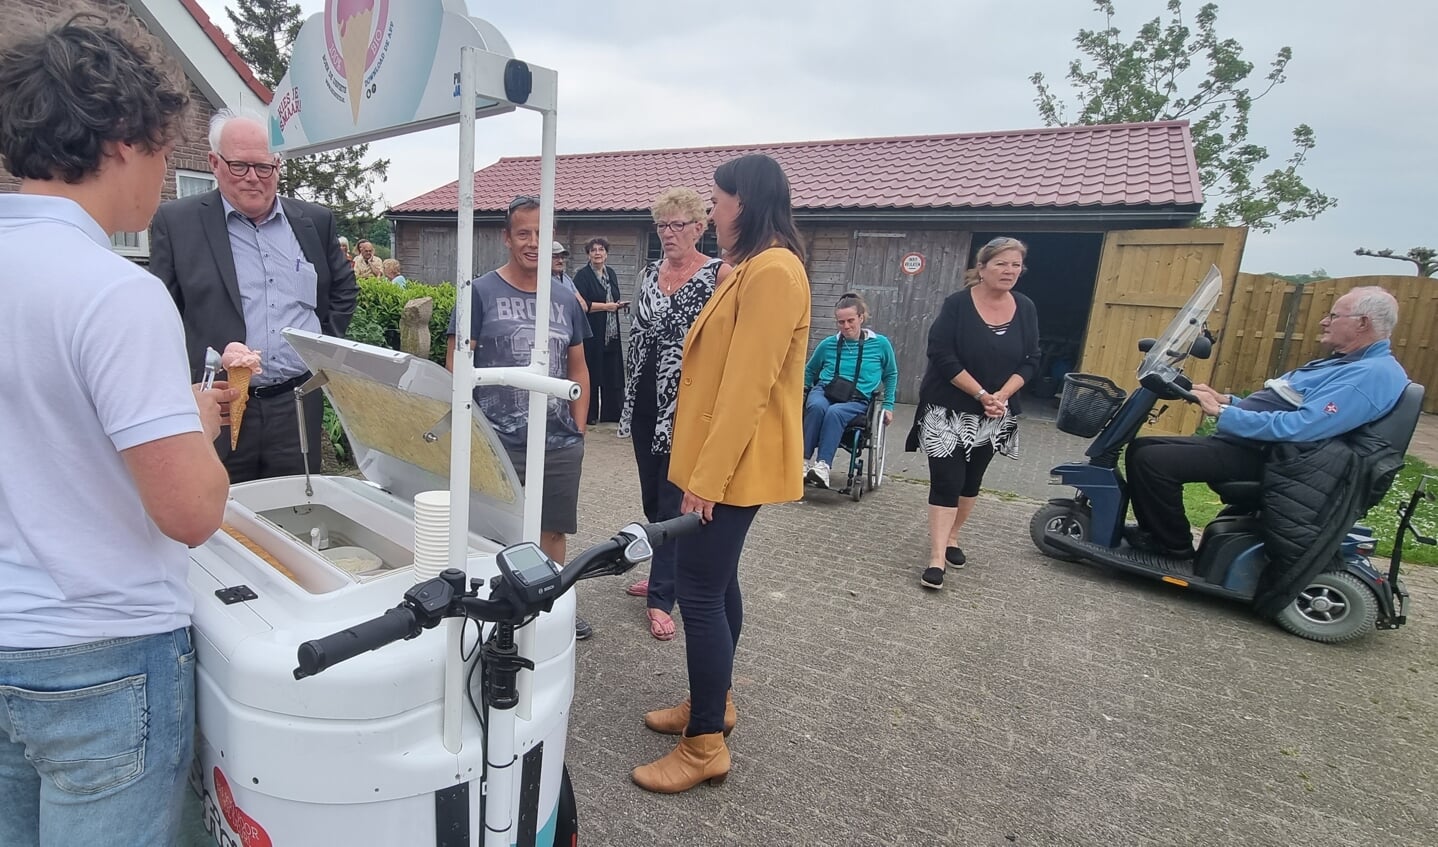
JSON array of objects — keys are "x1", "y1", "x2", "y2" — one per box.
[
  {"x1": 228, "y1": 367, "x2": 251, "y2": 449},
  {"x1": 340, "y1": 9, "x2": 373, "y2": 124}
]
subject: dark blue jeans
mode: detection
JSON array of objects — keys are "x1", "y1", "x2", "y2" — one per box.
[{"x1": 676, "y1": 504, "x2": 760, "y2": 736}]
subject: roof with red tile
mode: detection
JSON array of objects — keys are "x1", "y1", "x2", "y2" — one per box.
[
  {"x1": 389, "y1": 121, "x2": 1203, "y2": 215},
  {"x1": 177, "y1": 0, "x2": 272, "y2": 104}
]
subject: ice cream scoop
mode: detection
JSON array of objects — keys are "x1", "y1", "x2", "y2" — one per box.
[{"x1": 201, "y1": 346, "x2": 222, "y2": 391}]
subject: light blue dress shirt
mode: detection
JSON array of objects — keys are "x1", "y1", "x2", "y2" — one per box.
[{"x1": 222, "y1": 197, "x2": 321, "y2": 385}]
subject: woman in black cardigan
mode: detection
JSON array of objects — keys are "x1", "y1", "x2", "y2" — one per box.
[
  {"x1": 907, "y1": 237, "x2": 1040, "y2": 589},
  {"x1": 572, "y1": 237, "x2": 628, "y2": 423}
]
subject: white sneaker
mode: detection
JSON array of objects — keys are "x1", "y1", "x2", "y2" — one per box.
[
  {"x1": 802, "y1": 459, "x2": 812, "y2": 482},
  {"x1": 807, "y1": 460, "x2": 831, "y2": 489}
]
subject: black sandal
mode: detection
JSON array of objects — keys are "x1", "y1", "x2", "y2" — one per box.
[
  {"x1": 945, "y1": 546, "x2": 967, "y2": 568},
  {"x1": 921, "y1": 567, "x2": 945, "y2": 589}
]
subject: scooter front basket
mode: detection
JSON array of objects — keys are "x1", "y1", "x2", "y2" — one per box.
[{"x1": 1056, "y1": 373, "x2": 1127, "y2": 438}]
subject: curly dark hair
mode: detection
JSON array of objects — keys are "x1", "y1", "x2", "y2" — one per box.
[{"x1": 0, "y1": 10, "x2": 191, "y2": 184}]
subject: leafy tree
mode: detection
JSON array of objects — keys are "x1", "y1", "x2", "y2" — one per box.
[
  {"x1": 1031, "y1": 0, "x2": 1335, "y2": 232},
  {"x1": 364, "y1": 218, "x2": 392, "y2": 249},
  {"x1": 225, "y1": 0, "x2": 390, "y2": 238},
  {"x1": 1267, "y1": 268, "x2": 1330, "y2": 285},
  {"x1": 1353, "y1": 247, "x2": 1436, "y2": 278}
]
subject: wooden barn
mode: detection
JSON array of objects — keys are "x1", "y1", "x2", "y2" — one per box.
[{"x1": 386, "y1": 121, "x2": 1246, "y2": 411}]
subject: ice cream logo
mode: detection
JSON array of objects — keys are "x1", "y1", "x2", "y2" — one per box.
[
  {"x1": 213, "y1": 767, "x2": 273, "y2": 847},
  {"x1": 324, "y1": 0, "x2": 391, "y2": 124}
]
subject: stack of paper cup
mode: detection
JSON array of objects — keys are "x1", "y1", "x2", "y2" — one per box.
[{"x1": 412, "y1": 490, "x2": 451, "y2": 583}]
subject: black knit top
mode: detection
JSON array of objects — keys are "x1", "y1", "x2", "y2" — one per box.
[{"x1": 917, "y1": 289, "x2": 1041, "y2": 415}]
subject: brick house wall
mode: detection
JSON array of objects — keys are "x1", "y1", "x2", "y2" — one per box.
[{"x1": 0, "y1": 0, "x2": 219, "y2": 217}]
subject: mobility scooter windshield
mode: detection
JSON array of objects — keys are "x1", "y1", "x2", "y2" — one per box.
[{"x1": 1136, "y1": 264, "x2": 1223, "y2": 385}]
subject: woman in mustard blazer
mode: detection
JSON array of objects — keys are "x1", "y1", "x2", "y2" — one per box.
[{"x1": 631, "y1": 155, "x2": 811, "y2": 794}]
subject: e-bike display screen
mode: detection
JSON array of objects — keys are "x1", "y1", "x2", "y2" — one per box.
[{"x1": 496, "y1": 542, "x2": 562, "y2": 604}]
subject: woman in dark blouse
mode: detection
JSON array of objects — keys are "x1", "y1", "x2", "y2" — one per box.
[
  {"x1": 618, "y1": 187, "x2": 732, "y2": 639},
  {"x1": 572, "y1": 237, "x2": 628, "y2": 424},
  {"x1": 907, "y1": 237, "x2": 1040, "y2": 589}
]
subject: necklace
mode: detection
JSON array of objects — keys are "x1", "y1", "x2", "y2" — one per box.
[{"x1": 658, "y1": 253, "x2": 706, "y2": 295}]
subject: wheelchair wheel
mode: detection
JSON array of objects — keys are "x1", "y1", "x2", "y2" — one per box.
[{"x1": 865, "y1": 408, "x2": 887, "y2": 491}]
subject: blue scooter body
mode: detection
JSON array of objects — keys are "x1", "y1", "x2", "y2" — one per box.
[{"x1": 1043, "y1": 385, "x2": 1400, "y2": 617}]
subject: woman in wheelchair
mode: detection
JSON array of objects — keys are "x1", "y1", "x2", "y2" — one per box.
[{"x1": 802, "y1": 292, "x2": 899, "y2": 488}]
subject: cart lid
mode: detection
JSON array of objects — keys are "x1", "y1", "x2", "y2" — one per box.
[{"x1": 285, "y1": 329, "x2": 523, "y2": 545}]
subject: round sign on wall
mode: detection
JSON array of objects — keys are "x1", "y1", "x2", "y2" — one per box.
[{"x1": 900, "y1": 252, "x2": 925, "y2": 275}]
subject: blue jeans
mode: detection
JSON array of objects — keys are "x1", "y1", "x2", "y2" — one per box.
[
  {"x1": 804, "y1": 385, "x2": 868, "y2": 465},
  {"x1": 676, "y1": 504, "x2": 759, "y2": 736},
  {"x1": 0, "y1": 628, "x2": 196, "y2": 847}
]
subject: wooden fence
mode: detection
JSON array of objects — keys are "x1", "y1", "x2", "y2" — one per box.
[{"x1": 1210, "y1": 274, "x2": 1438, "y2": 413}]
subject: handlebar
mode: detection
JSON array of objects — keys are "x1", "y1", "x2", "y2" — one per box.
[
  {"x1": 293, "y1": 515, "x2": 704, "y2": 679},
  {"x1": 1171, "y1": 384, "x2": 1200, "y2": 404},
  {"x1": 645, "y1": 513, "x2": 703, "y2": 548},
  {"x1": 294, "y1": 606, "x2": 420, "y2": 680}
]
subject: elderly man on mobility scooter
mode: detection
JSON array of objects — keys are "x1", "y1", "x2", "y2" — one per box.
[{"x1": 1125, "y1": 285, "x2": 1408, "y2": 561}]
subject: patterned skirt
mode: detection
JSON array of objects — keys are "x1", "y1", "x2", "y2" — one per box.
[{"x1": 916, "y1": 404, "x2": 1021, "y2": 460}]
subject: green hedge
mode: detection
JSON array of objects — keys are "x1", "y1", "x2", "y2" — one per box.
[{"x1": 349, "y1": 276, "x2": 456, "y2": 364}]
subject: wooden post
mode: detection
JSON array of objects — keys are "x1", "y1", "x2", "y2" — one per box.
[{"x1": 400, "y1": 296, "x2": 434, "y2": 359}]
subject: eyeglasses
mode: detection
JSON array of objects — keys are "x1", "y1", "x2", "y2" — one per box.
[
  {"x1": 218, "y1": 155, "x2": 278, "y2": 178},
  {"x1": 1323, "y1": 311, "x2": 1365, "y2": 322},
  {"x1": 509, "y1": 195, "x2": 539, "y2": 211},
  {"x1": 654, "y1": 221, "x2": 697, "y2": 232}
]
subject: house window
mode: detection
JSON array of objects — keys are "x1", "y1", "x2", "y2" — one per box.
[
  {"x1": 645, "y1": 230, "x2": 720, "y2": 265},
  {"x1": 177, "y1": 169, "x2": 216, "y2": 198},
  {"x1": 109, "y1": 171, "x2": 215, "y2": 259},
  {"x1": 110, "y1": 229, "x2": 149, "y2": 258}
]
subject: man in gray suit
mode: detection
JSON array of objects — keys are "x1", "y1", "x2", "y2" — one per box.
[{"x1": 150, "y1": 109, "x2": 357, "y2": 483}]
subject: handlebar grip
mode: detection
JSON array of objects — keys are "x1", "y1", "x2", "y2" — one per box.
[
  {"x1": 294, "y1": 606, "x2": 419, "y2": 679},
  {"x1": 644, "y1": 513, "x2": 703, "y2": 547}
]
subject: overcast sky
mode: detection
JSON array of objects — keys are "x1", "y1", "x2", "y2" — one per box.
[{"x1": 195, "y1": 0, "x2": 1436, "y2": 277}]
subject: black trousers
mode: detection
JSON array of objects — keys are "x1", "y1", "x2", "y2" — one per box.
[
  {"x1": 926, "y1": 444, "x2": 996, "y2": 506},
  {"x1": 1126, "y1": 435, "x2": 1265, "y2": 549},
  {"x1": 584, "y1": 336, "x2": 625, "y2": 423},
  {"x1": 218, "y1": 387, "x2": 322, "y2": 484},
  {"x1": 629, "y1": 366, "x2": 682, "y2": 613}
]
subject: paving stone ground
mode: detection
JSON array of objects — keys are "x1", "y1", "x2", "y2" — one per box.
[
  {"x1": 564, "y1": 414, "x2": 1437, "y2": 847},
  {"x1": 181, "y1": 408, "x2": 1438, "y2": 846}
]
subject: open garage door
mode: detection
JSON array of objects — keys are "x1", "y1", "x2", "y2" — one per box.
[{"x1": 1080, "y1": 227, "x2": 1246, "y2": 435}]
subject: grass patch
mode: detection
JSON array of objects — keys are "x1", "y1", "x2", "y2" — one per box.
[{"x1": 1183, "y1": 455, "x2": 1438, "y2": 566}]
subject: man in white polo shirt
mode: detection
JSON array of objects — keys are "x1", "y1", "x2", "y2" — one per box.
[{"x1": 0, "y1": 12, "x2": 232, "y2": 846}]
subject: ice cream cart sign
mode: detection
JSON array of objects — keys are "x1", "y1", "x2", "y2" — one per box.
[
  {"x1": 269, "y1": 0, "x2": 514, "y2": 157},
  {"x1": 900, "y1": 252, "x2": 926, "y2": 275}
]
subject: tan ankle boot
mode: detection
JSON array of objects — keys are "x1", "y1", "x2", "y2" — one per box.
[
  {"x1": 643, "y1": 693, "x2": 736, "y2": 736},
  {"x1": 631, "y1": 732, "x2": 730, "y2": 793}
]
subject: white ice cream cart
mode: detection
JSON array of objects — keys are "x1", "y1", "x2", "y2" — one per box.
[
  {"x1": 188, "y1": 332, "x2": 585, "y2": 846},
  {"x1": 188, "y1": 331, "x2": 696, "y2": 845},
  {"x1": 185, "y1": 7, "x2": 702, "y2": 843}
]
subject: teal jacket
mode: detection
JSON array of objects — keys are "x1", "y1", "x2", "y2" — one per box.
[{"x1": 805, "y1": 329, "x2": 899, "y2": 409}]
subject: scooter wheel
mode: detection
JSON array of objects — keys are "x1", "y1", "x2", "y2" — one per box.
[
  {"x1": 1274, "y1": 571, "x2": 1379, "y2": 644},
  {"x1": 1030, "y1": 502, "x2": 1090, "y2": 562}
]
